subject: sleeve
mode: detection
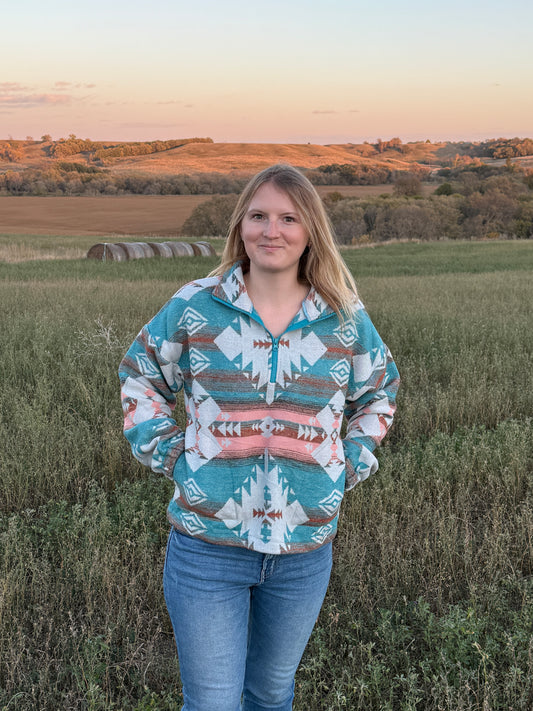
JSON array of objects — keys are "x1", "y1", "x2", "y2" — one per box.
[
  {"x1": 342, "y1": 305, "x2": 400, "y2": 490},
  {"x1": 118, "y1": 310, "x2": 186, "y2": 480}
]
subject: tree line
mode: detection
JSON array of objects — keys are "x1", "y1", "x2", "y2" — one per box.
[
  {"x1": 0, "y1": 160, "x2": 406, "y2": 196},
  {"x1": 0, "y1": 165, "x2": 248, "y2": 196},
  {"x1": 180, "y1": 164, "x2": 533, "y2": 242}
]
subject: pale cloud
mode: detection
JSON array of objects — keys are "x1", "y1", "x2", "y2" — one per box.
[
  {"x1": 54, "y1": 81, "x2": 96, "y2": 89},
  {"x1": 0, "y1": 82, "x2": 30, "y2": 92},
  {"x1": 0, "y1": 94, "x2": 73, "y2": 106},
  {"x1": 0, "y1": 80, "x2": 95, "y2": 110}
]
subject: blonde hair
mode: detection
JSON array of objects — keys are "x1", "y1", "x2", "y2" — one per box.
[{"x1": 212, "y1": 164, "x2": 357, "y2": 316}]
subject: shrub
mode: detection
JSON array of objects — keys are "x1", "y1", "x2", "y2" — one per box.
[
  {"x1": 180, "y1": 195, "x2": 239, "y2": 237},
  {"x1": 434, "y1": 182, "x2": 454, "y2": 196},
  {"x1": 326, "y1": 199, "x2": 367, "y2": 244},
  {"x1": 393, "y1": 172, "x2": 422, "y2": 196}
]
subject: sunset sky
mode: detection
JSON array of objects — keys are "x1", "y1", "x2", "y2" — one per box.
[{"x1": 2, "y1": 0, "x2": 532, "y2": 144}]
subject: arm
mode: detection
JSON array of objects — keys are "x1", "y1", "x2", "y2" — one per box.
[
  {"x1": 119, "y1": 318, "x2": 186, "y2": 480},
  {"x1": 342, "y1": 307, "x2": 400, "y2": 490}
]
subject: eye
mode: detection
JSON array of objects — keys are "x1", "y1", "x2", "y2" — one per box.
[
  {"x1": 283, "y1": 215, "x2": 297, "y2": 223},
  {"x1": 250, "y1": 213, "x2": 264, "y2": 221}
]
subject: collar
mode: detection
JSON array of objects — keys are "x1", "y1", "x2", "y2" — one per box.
[{"x1": 212, "y1": 262, "x2": 334, "y2": 323}]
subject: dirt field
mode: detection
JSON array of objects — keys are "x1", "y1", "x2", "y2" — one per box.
[
  {"x1": 0, "y1": 184, "x2": 434, "y2": 237},
  {"x1": 0, "y1": 195, "x2": 209, "y2": 236}
]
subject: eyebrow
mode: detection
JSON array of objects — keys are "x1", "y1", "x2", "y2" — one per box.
[{"x1": 246, "y1": 207, "x2": 299, "y2": 216}]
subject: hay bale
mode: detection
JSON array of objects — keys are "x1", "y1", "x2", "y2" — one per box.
[
  {"x1": 87, "y1": 240, "x2": 214, "y2": 261},
  {"x1": 148, "y1": 242, "x2": 175, "y2": 258},
  {"x1": 195, "y1": 241, "x2": 216, "y2": 256},
  {"x1": 116, "y1": 242, "x2": 156, "y2": 260},
  {"x1": 86, "y1": 243, "x2": 128, "y2": 261},
  {"x1": 168, "y1": 242, "x2": 196, "y2": 257}
]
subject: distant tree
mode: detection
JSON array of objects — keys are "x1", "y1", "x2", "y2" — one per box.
[
  {"x1": 0, "y1": 141, "x2": 23, "y2": 162},
  {"x1": 181, "y1": 195, "x2": 238, "y2": 237},
  {"x1": 41, "y1": 134, "x2": 52, "y2": 142},
  {"x1": 373, "y1": 203, "x2": 438, "y2": 242},
  {"x1": 393, "y1": 172, "x2": 422, "y2": 197},
  {"x1": 387, "y1": 137, "x2": 403, "y2": 151},
  {"x1": 434, "y1": 182, "x2": 454, "y2": 196},
  {"x1": 325, "y1": 199, "x2": 366, "y2": 244},
  {"x1": 321, "y1": 191, "x2": 344, "y2": 207}
]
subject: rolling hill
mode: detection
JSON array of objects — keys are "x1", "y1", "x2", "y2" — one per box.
[{"x1": 0, "y1": 137, "x2": 444, "y2": 175}]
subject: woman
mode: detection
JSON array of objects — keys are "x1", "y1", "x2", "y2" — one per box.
[{"x1": 119, "y1": 164, "x2": 399, "y2": 710}]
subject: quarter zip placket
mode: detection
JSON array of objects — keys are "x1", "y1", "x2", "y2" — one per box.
[{"x1": 211, "y1": 292, "x2": 335, "y2": 404}]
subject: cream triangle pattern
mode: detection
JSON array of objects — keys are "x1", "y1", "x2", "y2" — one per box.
[
  {"x1": 215, "y1": 451, "x2": 308, "y2": 553},
  {"x1": 184, "y1": 380, "x2": 222, "y2": 472},
  {"x1": 214, "y1": 317, "x2": 327, "y2": 398},
  {"x1": 189, "y1": 348, "x2": 211, "y2": 377},
  {"x1": 334, "y1": 321, "x2": 358, "y2": 347},
  {"x1": 177, "y1": 307, "x2": 208, "y2": 334},
  {"x1": 310, "y1": 390, "x2": 346, "y2": 482}
]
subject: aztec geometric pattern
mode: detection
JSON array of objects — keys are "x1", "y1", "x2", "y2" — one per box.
[
  {"x1": 215, "y1": 317, "x2": 326, "y2": 404},
  {"x1": 119, "y1": 263, "x2": 400, "y2": 554},
  {"x1": 215, "y1": 451, "x2": 309, "y2": 554}
]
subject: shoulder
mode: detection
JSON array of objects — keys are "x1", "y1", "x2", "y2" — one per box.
[
  {"x1": 145, "y1": 275, "x2": 222, "y2": 339},
  {"x1": 170, "y1": 275, "x2": 221, "y2": 303},
  {"x1": 338, "y1": 298, "x2": 384, "y2": 345}
]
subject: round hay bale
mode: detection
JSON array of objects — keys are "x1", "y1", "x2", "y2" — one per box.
[
  {"x1": 116, "y1": 242, "x2": 156, "y2": 260},
  {"x1": 195, "y1": 241, "x2": 216, "y2": 256},
  {"x1": 86, "y1": 243, "x2": 128, "y2": 261},
  {"x1": 148, "y1": 242, "x2": 175, "y2": 258},
  {"x1": 87, "y1": 243, "x2": 106, "y2": 260},
  {"x1": 87, "y1": 240, "x2": 214, "y2": 262},
  {"x1": 166, "y1": 242, "x2": 182, "y2": 257},
  {"x1": 168, "y1": 242, "x2": 196, "y2": 257},
  {"x1": 141, "y1": 242, "x2": 156, "y2": 258}
]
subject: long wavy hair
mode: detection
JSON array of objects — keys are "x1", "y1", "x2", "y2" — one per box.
[{"x1": 212, "y1": 164, "x2": 357, "y2": 315}]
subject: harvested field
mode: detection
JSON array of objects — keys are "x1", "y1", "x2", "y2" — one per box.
[
  {"x1": 316, "y1": 183, "x2": 434, "y2": 198},
  {"x1": 0, "y1": 195, "x2": 209, "y2": 236},
  {"x1": 0, "y1": 186, "x2": 432, "y2": 237}
]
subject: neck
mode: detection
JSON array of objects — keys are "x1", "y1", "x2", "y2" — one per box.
[
  {"x1": 243, "y1": 267, "x2": 310, "y2": 337},
  {"x1": 244, "y1": 266, "x2": 308, "y2": 307}
]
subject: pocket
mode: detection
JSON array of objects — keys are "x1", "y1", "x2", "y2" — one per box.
[{"x1": 172, "y1": 452, "x2": 187, "y2": 484}]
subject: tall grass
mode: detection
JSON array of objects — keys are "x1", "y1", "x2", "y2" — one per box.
[{"x1": 0, "y1": 241, "x2": 532, "y2": 710}]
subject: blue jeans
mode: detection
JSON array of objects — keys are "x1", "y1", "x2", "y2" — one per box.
[{"x1": 163, "y1": 527, "x2": 333, "y2": 711}]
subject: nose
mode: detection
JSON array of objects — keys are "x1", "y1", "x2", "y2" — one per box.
[{"x1": 263, "y1": 219, "x2": 280, "y2": 238}]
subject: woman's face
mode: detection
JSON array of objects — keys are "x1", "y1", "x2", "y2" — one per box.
[{"x1": 240, "y1": 182, "x2": 309, "y2": 280}]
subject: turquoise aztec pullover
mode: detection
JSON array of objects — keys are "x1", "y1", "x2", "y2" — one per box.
[{"x1": 119, "y1": 263, "x2": 400, "y2": 554}]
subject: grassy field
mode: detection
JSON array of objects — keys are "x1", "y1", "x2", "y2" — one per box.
[{"x1": 0, "y1": 240, "x2": 532, "y2": 710}]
